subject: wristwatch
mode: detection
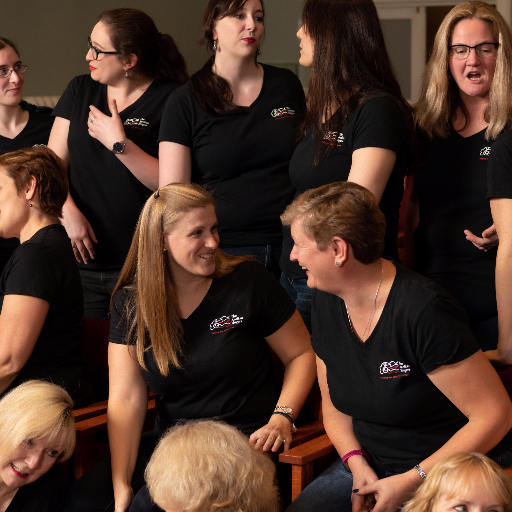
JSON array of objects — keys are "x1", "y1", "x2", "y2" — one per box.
[
  {"x1": 112, "y1": 137, "x2": 129, "y2": 154},
  {"x1": 274, "y1": 405, "x2": 295, "y2": 421}
]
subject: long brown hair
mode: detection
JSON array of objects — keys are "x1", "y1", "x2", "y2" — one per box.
[
  {"x1": 191, "y1": 0, "x2": 265, "y2": 116},
  {"x1": 112, "y1": 183, "x2": 248, "y2": 375},
  {"x1": 301, "y1": 0, "x2": 412, "y2": 164},
  {"x1": 98, "y1": 8, "x2": 189, "y2": 84},
  {"x1": 0, "y1": 37, "x2": 19, "y2": 56},
  {"x1": 414, "y1": 1, "x2": 512, "y2": 140}
]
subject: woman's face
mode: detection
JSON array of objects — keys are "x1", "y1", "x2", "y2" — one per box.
[
  {"x1": 0, "y1": 435, "x2": 62, "y2": 490},
  {"x1": 212, "y1": 0, "x2": 264, "y2": 59},
  {"x1": 297, "y1": 25, "x2": 314, "y2": 68},
  {"x1": 434, "y1": 480, "x2": 504, "y2": 512},
  {"x1": 163, "y1": 204, "x2": 219, "y2": 282},
  {"x1": 0, "y1": 169, "x2": 29, "y2": 240},
  {"x1": 449, "y1": 18, "x2": 497, "y2": 103},
  {"x1": 0, "y1": 46, "x2": 24, "y2": 108},
  {"x1": 86, "y1": 21, "x2": 125, "y2": 84}
]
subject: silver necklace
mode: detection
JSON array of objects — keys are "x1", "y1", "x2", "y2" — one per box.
[{"x1": 345, "y1": 259, "x2": 383, "y2": 342}]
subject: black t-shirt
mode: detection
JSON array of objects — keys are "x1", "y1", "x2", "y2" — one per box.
[
  {"x1": 488, "y1": 129, "x2": 512, "y2": 199},
  {"x1": 109, "y1": 261, "x2": 296, "y2": 435},
  {"x1": 312, "y1": 264, "x2": 481, "y2": 473},
  {"x1": 7, "y1": 466, "x2": 68, "y2": 512},
  {"x1": 159, "y1": 65, "x2": 306, "y2": 247},
  {"x1": 53, "y1": 75, "x2": 180, "y2": 269},
  {"x1": 0, "y1": 225, "x2": 86, "y2": 399},
  {"x1": 413, "y1": 129, "x2": 496, "y2": 305},
  {"x1": 281, "y1": 94, "x2": 408, "y2": 279}
]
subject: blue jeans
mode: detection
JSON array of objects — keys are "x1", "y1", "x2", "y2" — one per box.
[
  {"x1": 79, "y1": 268, "x2": 120, "y2": 320},
  {"x1": 222, "y1": 244, "x2": 282, "y2": 279},
  {"x1": 280, "y1": 272, "x2": 316, "y2": 333}
]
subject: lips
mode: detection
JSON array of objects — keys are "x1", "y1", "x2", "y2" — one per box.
[
  {"x1": 468, "y1": 72, "x2": 481, "y2": 81},
  {"x1": 89, "y1": 65, "x2": 96, "y2": 71},
  {"x1": 243, "y1": 38, "x2": 256, "y2": 43},
  {"x1": 10, "y1": 463, "x2": 28, "y2": 479}
]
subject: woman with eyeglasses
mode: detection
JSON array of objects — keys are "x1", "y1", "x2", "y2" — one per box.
[
  {"x1": 405, "y1": 1, "x2": 512, "y2": 353},
  {"x1": 48, "y1": 8, "x2": 188, "y2": 319},
  {"x1": 0, "y1": 38, "x2": 54, "y2": 275}
]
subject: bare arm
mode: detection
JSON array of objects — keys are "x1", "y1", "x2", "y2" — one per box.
[
  {"x1": 107, "y1": 342, "x2": 148, "y2": 512},
  {"x1": 0, "y1": 295, "x2": 49, "y2": 394},
  {"x1": 249, "y1": 310, "x2": 316, "y2": 452},
  {"x1": 487, "y1": 197, "x2": 512, "y2": 365},
  {"x1": 158, "y1": 141, "x2": 192, "y2": 188},
  {"x1": 403, "y1": 176, "x2": 419, "y2": 269}
]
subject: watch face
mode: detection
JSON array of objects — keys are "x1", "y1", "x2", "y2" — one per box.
[
  {"x1": 113, "y1": 142, "x2": 125, "y2": 154},
  {"x1": 283, "y1": 407, "x2": 293, "y2": 414}
]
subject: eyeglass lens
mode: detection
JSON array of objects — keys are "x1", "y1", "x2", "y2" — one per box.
[
  {"x1": 450, "y1": 43, "x2": 497, "y2": 59},
  {"x1": 0, "y1": 65, "x2": 28, "y2": 79}
]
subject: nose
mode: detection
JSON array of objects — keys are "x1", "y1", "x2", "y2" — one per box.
[
  {"x1": 290, "y1": 244, "x2": 298, "y2": 262},
  {"x1": 297, "y1": 26, "x2": 303, "y2": 39},
  {"x1": 205, "y1": 231, "x2": 219, "y2": 249},
  {"x1": 246, "y1": 16, "x2": 256, "y2": 31},
  {"x1": 466, "y1": 47, "x2": 480, "y2": 65},
  {"x1": 26, "y1": 451, "x2": 43, "y2": 470},
  {"x1": 8, "y1": 69, "x2": 20, "y2": 83}
]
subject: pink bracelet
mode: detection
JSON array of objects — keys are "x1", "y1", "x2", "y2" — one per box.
[{"x1": 341, "y1": 449, "x2": 371, "y2": 464}]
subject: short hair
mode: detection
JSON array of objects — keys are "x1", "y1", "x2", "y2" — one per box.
[
  {"x1": 415, "y1": 1, "x2": 512, "y2": 140},
  {"x1": 281, "y1": 181, "x2": 386, "y2": 264},
  {"x1": 0, "y1": 37, "x2": 20, "y2": 56},
  {"x1": 403, "y1": 452, "x2": 512, "y2": 512},
  {"x1": 0, "y1": 380, "x2": 75, "y2": 464},
  {"x1": 145, "y1": 420, "x2": 279, "y2": 512},
  {"x1": 0, "y1": 146, "x2": 68, "y2": 219}
]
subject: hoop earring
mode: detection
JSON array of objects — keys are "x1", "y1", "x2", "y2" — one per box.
[{"x1": 213, "y1": 40, "x2": 218, "y2": 52}]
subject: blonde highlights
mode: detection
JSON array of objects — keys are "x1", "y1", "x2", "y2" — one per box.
[{"x1": 415, "y1": 1, "x2": 512, "y2": 140}]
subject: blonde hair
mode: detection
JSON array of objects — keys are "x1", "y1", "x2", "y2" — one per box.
[
  {"x1": 403, "y1": 452, "x2": 512, "y2": 512},
  {"x1": 0, "y1": 380, "x2": 75, "y2": 463},
  {"x1": 415, "y1": 1, "x2": 512, "y2": 140},
  {"x1": 145, "y1": 420, "x2": 279, "y2": 512},
  {"x1": 112, "y1": 183, "x2": 249, "y2": 376}
]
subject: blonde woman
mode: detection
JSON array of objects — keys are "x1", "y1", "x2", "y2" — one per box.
[
  {"x1": 144, "y1": 420, "x2": 279, "y2": 512},
  {"x1": 0, "y1": 380, "x2": 76, "y2": 512},
  {"x1": 65, "y1": 183, "x2": 315, "y2": 512},
  {"x1": 405, "y1": 1, "x2": 512, "y2": 352},
  {"x1": 403, "y1": 452, "x2": 512, "y2": 512}
]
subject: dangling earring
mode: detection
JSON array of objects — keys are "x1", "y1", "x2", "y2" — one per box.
[
  {"x1": 213, "y1": 40, "x2": 218, "y2": 51},
  {"x1": 29, "y1": 203, "x2": 33, "y2": 208},
  {"x1": 256, "y1": 47, "x2": 261, "y2": 57},
  {"x1": 125, "y1": 70, "x2": 129, "y2": 79}
]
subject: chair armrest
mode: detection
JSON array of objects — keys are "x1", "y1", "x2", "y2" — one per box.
[
  {"x1": 279, "y1": 434, "x2": 335, "y2": 465},
  {"x1": 289, "y1": 420, "x2": 325, "y2": 449}
]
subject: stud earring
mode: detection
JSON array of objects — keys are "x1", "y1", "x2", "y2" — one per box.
[
  {"x1": 335, "y1": 260, "x2": 340, "y2": 267},
  {"x1": 213, "y1": 40, "x2": 218, "y2": 51},
  {"x1": 125, "y1": 71, "x2": 129, "y2": 79}
]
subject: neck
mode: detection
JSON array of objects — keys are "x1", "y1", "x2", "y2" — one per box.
[
  {"x1": 0, "y1": 476, "x2": 18, "y2": 504},
  {"x1": 173, "y1": 272, "x2": 212, "y2": 299},
  {"x1": 106, "y1": 75, "x2": 153, "y2": 99},
  {"x1": 0, "y1": 103, "x2": 28, "y2": 133},
  {"x1": 212, "y1": 54, "x2": 260, "y2": 89},
  {"x1": 19, "y1": 215, "x2": 57, "y2": 244},
  {"x1": 458, "y1": 94, "x2": 490, "y2": 127}
]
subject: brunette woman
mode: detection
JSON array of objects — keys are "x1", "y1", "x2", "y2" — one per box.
[
  {"x1": 280, "y1": 0, "x2": 412, "y2": 330},
  {"x1": 49, "y1": 8, "x2": 188, "y2": 319},
  {"x1": 405, "y1": 1, "x2": 512, "y2": 351},
  {"x1": 64, "y1": 183, "x2": 316, "y2": 512},
  {"x1": 159, "y1": 0, "x2": 306, "y2": 279}
]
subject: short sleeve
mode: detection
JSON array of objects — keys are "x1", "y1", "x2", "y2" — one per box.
[
  {"x1": 109, "y1": 288, "x2": 133, "y2": 345},
  {"x1": 488, "y1": 130, "x2": 512, "y2": 199},
  {"x1": 158, "y1": 84, "x2": 194, "y2": 148},
  {"x1": 52, "y1": 75, "x2": 82, "y2": 121},
  {"x1": 352, "y1": 95, "x2": 406, "y2": 154}
]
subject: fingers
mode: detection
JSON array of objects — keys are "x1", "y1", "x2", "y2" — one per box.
[
  {"x1": 71, "y1": 236, "x2": 95, "y2": 264},
  {"x1": 481, "y1": 224, "x2": 497, "y2": 238},
  {"x1": 249, "y1": 430, "x2": 289, "y2": 453},
  {"x1": 110, "y1": 98, "x2": 119, "y2": 117}
]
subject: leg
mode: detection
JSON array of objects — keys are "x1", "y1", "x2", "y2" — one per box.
[
  {"x1": 280, "y1": 273, "x2": 315, "y2": 333},
  {"x1": 455, "y1": 297, "x2": 498, "y2": 351},
  {"x1": 222, "y1": 245, "x2": 281, "y2": 278}
]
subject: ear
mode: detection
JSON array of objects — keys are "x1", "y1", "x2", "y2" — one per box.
[
  {"x1": 331, "y1": 236, "x2": 349, "y2": 266},
  {"x1": 212, "y1": 20, "x2": 218, "y2": 42},
  {"x1": 25, "y1": 175, "x2": 37, "y2": 201},
  {"x1": 123, "y1": 53, "x2": 138, "y2": 71}
]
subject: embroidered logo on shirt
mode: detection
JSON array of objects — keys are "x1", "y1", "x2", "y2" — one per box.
[
  {"x1": 124, "y1": 118, "x2": 149, "y2": 129},
  {"x1": 271, "y1": 107, "x2": 296, "y2": 119},
  {"x1": 480, "y1": 146, "x2": 492, "y2": 160},
  {"x1": 379, "y1": 360, "x2": 411, "y2": 379},
  {"x1": 322, "y1": 131, "x2": 344, "y2": 146},
  {"x1": 210, "y1": 314, "x2": 244, "y2": 334}
]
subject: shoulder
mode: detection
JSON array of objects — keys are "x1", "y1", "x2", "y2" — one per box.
[
  {"x1": 28, "y1": 110, "x2": 54, "y2": 129},
  {"x1": 357, "y1": 93, "x2": 405, "y2": 119},
  {"x1": 16, "y1": 225, "x2": 70, "y2": 263},
  {"x1": 149, "y1": 78, "x2": 182, "y2": 97},
  {"x1": 262, "y1": 64, "x2": 301, "y2": 84},
  {"x1": 492, "y1": 129, "x2": 512, "y2": 152},
  {"x1": 162, "y1": 81, "x2": 197, "y2": 111}
]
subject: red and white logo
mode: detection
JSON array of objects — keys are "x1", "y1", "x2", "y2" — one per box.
[
  {"x1": 124, "y1": 118, "x2": 149, "y2": 129},
  {"x1": 379, "y1": 360, "x2": 410, "y2": 379},
  {"x1": 271, "y1": 107, "x2": 296, "y2": 119},
  {"x1": 480, "y1": 146, "x2": 491, "y2": 160},
  {"x1": 323, "y1": 131, "x2": 344, "y2": 146},
  {"x1": 210, "y1": 314, "x2": 244, "y2": 334}
]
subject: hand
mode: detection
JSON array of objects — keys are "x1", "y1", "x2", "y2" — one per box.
[
  {"x1": 88, "y1": 99, "x2": 126, "y2": 151},
  {"x1": 350, "y1": 462, "x2": 379, "y2": 512},
  {"x1": 249, "y1": 414, "x2": 292, "y2": 452},
  {"x1": 485, "y1": 348, "x2": 512, "y2": 366},
  {"x1": 61, "y1": 202, "x2": 98, "y2": 263},
  {"x1": 464, "y1": 224, "x2": 499, "y2": 251},
  {"x1": 354, "y1": 471, "x2": 420, "y2": 512},
  {"x1": 113, "y1": 484, "x2": 133, "y2": 512}
]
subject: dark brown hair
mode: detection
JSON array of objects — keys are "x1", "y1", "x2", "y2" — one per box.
[
  {"x1": 98, "y1": 8, "x2": 189, "y2": 84},
  {"x1": 191, "y1": 0, "x2": 265, "y2": 116},
  {"x1": 281, "y1": 181, "x2": 386, "y2": 264},
  {"x1": 0, "y1": 37, "x2": 20, "y2": 56},
  {"x1": 301, "y1": 0, "x2": 413, "y2": 164},
  {"x1": 0, "y1": 146, "x2": 68, "y2": 219}
]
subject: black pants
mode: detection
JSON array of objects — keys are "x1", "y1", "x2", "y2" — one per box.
[{"x1": 79, "y1": 268, "x2": 120, "y2": 320}]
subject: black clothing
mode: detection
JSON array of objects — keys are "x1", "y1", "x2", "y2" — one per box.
[
  {"x1": 281, "y1": 94, "x2": 408, "y2": 279},
  {"x1": 311, "y1": 264, "x2": 482, "y2": 473},
  {"x1": 52, "y1": 75, "x2": 179, "y2": 270},
  {"x1": 488, "y1": 129, "x2": 512, "y2": 199},
  {"x1": 159, "y1": 65, "x2": 306, "y2": 247},
  {"x1": 0, "y1": 225, "x2": 87, "y2": 399},
  {"x1": 414, "y1": 129, "x2": 496, "y2": 306},
  {"x1": 110, "y1": 261, "x2": 296, "y2": 435}
]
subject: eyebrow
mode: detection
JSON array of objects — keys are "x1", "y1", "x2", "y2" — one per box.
[{"x1": 0, "y1": 60, "x2": 21, "y2": 67}]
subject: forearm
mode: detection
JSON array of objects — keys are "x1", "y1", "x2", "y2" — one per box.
[
  {"x1": 493, "y1": 246, "x2": 512, "y2": 363},
  {"x1": 116, "y1": 141, "x2": 159, "y2": 191}
]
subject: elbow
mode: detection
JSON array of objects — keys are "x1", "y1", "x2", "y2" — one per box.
[{"x1": 0, "y1": 359, "x2": 21, "y2": 382}]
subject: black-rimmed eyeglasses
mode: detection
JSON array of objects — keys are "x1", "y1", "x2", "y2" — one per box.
[
  {"x1": 449, "y1": 42, "x2": 499, "y2": 60},
  {"x1": 0, "y1": 63, "x2": 28, "y2": 79},
  {"x1": 87, "y1": 37, "x2": 120, "y2": 60}
]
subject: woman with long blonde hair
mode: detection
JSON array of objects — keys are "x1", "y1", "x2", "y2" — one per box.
[
  {"x1": 65, "y1": 183, "x2": 315, "y2": 512},
  {"x1": 405, "y1": 1, "x2": 512, "y2": 352}
]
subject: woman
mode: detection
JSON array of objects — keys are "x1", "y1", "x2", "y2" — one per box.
[
  {"x1": 405, "y1": 1, "x2": 512, "y2": 351},
  {"x1": 49, "y1": 8, "x2": 188, "y2": 319},
  {"x1": 0, "y1": 380, "x2": 76, "y2": 512},
  {"x1": 145, "y1": 420, "x2": 279, "y2": 512},
  {"x1": 282, "y1": 182, "x2": 512, "y2": 512},
  {"x1": 0, "y1": 146, "x2": 88, "y2": 402},
  {"x1": 0, "y1": 37, "x2": 54, "y2": 274},
  {"x1": 64, "y1": 183, "x2": 316, "y2": 512},
  {"x1": 279, "y1": 0, "x2": 412, "y2": 330},
  {"x1": 159, "y1": 0, "x2": 306, "y2": 279}
]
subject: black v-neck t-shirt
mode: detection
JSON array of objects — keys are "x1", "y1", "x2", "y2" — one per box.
[
  {"x1": 0, "y1": 109, "x2": 53, "y2": 154},
  {"x1": 53, "y1": 75, "x2": 180, "y2": 269}
]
